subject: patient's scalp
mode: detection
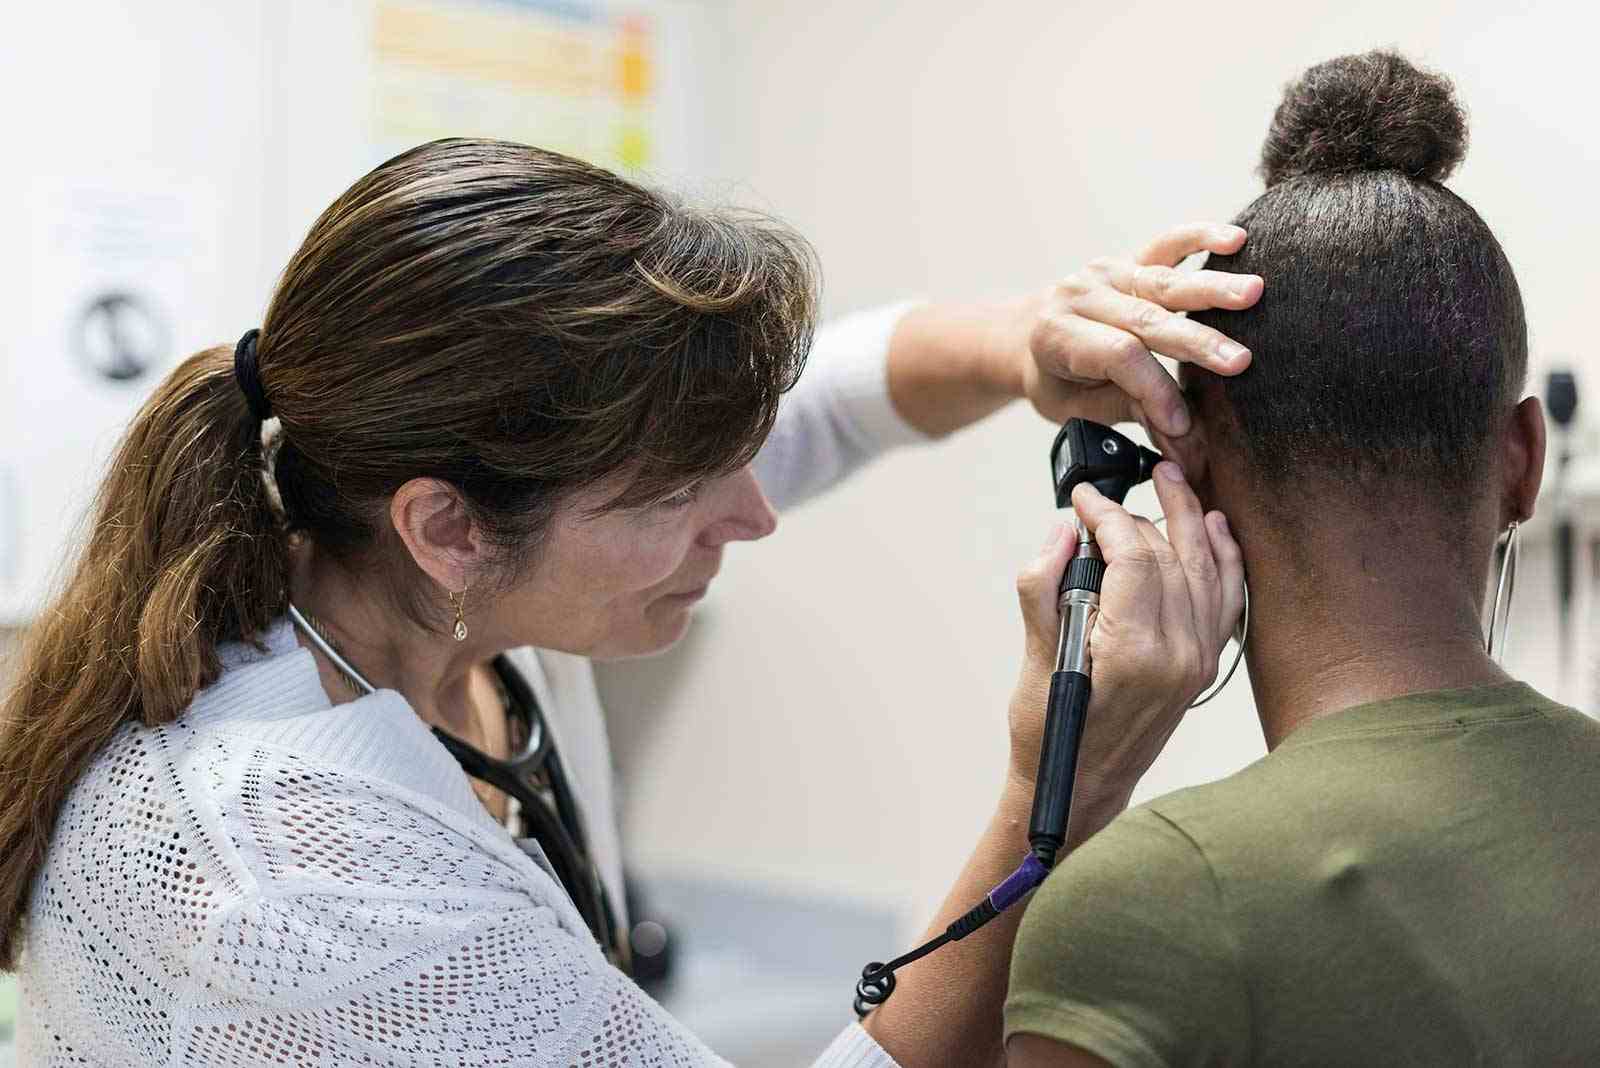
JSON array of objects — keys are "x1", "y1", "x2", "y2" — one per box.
[{"x1": 1259, "y1": 49, "x2": 1468, "y2": 187}]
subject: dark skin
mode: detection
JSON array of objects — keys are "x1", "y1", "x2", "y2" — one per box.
[{"x1": 1005, "y1": 380, "x2": 1548, "y2": 1068}]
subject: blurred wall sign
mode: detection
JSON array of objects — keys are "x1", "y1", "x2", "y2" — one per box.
[
  {"x1": 30, "y1": 182, "x2": 214, "y2": 392},
  {"x1": 371, "y1": 0, "x2": 661, "y2": 174},
  {"x1": 74, "y1": 291, "x2": 169, "y2": 384},
  {"x1": 2, "y1": 178, "x2": 222, "y2": 623}
]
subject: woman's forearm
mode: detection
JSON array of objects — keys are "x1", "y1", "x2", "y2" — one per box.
[
  {"x1": 860, "y1": 768, "x2": 1127, "y2": 1068},
  {"x1": 885, "y1": 298, "x2": 1037, "y2": 437}
]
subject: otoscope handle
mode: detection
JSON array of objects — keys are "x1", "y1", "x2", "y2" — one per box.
[
  {"x1": 1030, "y1": 541, "x2": 1104, "y2": 866},
  {"x1": 1028, "y1": 669, "x2": 1092, "y2": 866},
  {"x1": 1060, "y1": 555, "x2": 1106, "y2": 596}
]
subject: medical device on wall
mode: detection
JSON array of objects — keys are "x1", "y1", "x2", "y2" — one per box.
[
  {"x1": 850, "y1": 419, "x2": 1246, "y2": 1017},
  {"x1": 1547, "y1": 370, "x2": 1579, "y2": 688}
]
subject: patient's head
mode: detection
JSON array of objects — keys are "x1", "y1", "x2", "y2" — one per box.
[{"x1": 1185, "y1": 50, "x2": 1541, "y2": 573}]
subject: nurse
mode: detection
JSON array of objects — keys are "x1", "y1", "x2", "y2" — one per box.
[{"x1": 0, "y1": 138, "x2": 1253, "y2": 1066}]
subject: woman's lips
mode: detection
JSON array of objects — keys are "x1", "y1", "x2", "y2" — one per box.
[{"x1": 661, "y1": 558, "x2": 720, "y2": 603}]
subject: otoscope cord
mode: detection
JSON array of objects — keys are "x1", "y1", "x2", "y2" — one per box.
[
  {"x1": 854, "y1": 853, "x2": 1052, "y2": 1016},
  {"x1": 854, "y1": 547, "x2": 1104, "y2": 1018}
]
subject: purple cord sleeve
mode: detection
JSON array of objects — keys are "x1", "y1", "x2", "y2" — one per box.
[{"x1": 988, "y1": 853, "x2": 1051, "y2": 913}]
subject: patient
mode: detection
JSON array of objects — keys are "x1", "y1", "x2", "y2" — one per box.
[{"x1": 1005, "y1": 51, "x2": 1600, "y2": 1067}]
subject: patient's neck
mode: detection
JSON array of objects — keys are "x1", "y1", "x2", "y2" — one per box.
[{"x1": 1238, "y1": 515, "x2": 1511, "y2": 750}]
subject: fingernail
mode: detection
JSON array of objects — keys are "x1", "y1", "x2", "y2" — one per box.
[
  {"x1": 1229, "y1": 278, "x2": 1256, "y2": 299},
  {"x1": 1157, "y1": 461, "x2": 1184, "y2": 483},
  {"x1": 1166, "y1": 403, "x2": 1192, "y2": 436},
  {"x1": 1218, "y1": 341, "x2": 1249, "y2": 365}
]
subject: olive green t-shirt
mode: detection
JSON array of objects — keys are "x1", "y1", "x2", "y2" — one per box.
[{"x1": 1006, "y1": 682, "x2": 1600, "y2": 1067}]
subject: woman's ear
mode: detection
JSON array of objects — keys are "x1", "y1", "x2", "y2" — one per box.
[
  {"x1": 1503, "y1": 396, "x2": 1547, "y2": 526},
  {"x1": 389, "y1": 478, "x2": 484, "y2": 592}
]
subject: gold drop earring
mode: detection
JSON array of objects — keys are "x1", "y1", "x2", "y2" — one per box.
[{"x1": 449, "y1": 587, "x2": 469, "y2": 642}]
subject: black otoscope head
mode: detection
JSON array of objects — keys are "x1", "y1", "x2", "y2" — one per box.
[{"x1": 1050, "y1": 419, "x2": 1165, "y2": 507}]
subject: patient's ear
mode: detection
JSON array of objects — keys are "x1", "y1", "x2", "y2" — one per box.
[
  {"x1": 1149, "y1": 418, "x2": 1208, "y2": 494},
  {"x1": 1502, "y1": 396, "x2": 1546, "y2": 526},
  {"x1": 1160, "y1": 368, "x2": 1215, "y2": 490}
]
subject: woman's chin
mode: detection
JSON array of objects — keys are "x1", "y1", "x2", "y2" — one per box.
[{"x1": 589, "y1": 600, "x2": 698, "y2": 661}]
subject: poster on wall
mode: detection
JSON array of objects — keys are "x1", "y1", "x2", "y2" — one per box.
[
  {"x1": 371, "y1": 0, "x2": 661, "y2": 174},
  {"x1": 0, "y1": 180, "x2": 223, "y2": 624}
]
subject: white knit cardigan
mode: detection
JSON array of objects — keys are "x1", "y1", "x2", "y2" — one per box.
[{"x1": 16, "y1": 304, "x2": 926, "y2": 1066}]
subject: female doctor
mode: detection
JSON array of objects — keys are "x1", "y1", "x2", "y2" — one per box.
[{"x1": 0, "y1": 138, "x2": 1254, "y2": 1066}]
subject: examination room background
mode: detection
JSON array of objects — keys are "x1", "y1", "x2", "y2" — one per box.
[{"x1": 1, "y1": 1, "x2": 1597, "y2": 1063}]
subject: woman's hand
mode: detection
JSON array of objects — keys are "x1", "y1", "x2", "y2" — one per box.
[
  {"x1": 1018, "y1": 222, "x2": 1264, "y2": 478},
  {"x1": 1006, "y1": 462, "x2": 1244, "y2": 837},
  {"x1": 881, "y1": 226, "x2": 1259, "y2": 444}
]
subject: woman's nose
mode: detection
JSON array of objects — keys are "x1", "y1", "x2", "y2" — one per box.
[{"x1": 699, "y1": 467, "x2": 778, "y2": 546}]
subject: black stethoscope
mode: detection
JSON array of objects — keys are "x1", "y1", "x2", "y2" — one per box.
[{"x1": 287, "y1": 604, "x2": 628, "y2": 970}]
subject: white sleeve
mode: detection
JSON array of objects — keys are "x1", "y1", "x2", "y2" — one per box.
[{"x1": 754, "y1": 301, "x2": 929, "y2": 512}]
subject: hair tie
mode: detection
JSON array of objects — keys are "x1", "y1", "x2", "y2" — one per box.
[{"x1": 233, "y1": 328, "x2": 272, "y2": 422}]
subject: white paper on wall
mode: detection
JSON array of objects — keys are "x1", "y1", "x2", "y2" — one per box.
[
  {"x1": 1, "y1": 178, "x2": 223, "y2": 624},
  {"x1": 370, "y1": 0, "x2": 663, "y2": 175}
]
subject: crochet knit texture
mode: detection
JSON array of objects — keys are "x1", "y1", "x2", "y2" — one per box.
[
  {"x1": 16, "y1": 621, "x2": 890, "y2": 1066},
  {"x1": 16, "y1": 302, "x2": 921, "y2": 1066}
]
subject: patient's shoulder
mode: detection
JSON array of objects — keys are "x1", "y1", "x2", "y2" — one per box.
[{"x1": 1008, "y1": 805, "x2": 1250, "y2": 1063}]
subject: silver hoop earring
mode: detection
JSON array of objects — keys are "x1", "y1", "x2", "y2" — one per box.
[
  {"x1": 449, "y1": 588, "x2": 469, "y2": 642},
  {"x1": 1485, "y1": 521, "x2": 1520, "y2": 663}
]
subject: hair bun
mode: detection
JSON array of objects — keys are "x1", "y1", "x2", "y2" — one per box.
[{"x1": 1260, "y1": 50, "x2": 1467, "y2": 187}]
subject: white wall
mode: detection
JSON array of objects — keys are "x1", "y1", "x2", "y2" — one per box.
[
  {"x1": 596, "y1": 0, "x2": 1600, "y2": 931},
  {"x1": 0, "y1": 2, "x2": 276, "y2": 623}
]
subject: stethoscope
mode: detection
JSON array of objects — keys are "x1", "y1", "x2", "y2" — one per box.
[{"x1": 287, "y1": 604, "x2": 628, "y2": 970}]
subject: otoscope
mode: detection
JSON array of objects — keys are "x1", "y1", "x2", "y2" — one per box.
[
  {"x1": 1026, "y1": 420, "x2": 1162, "y2": 866},
  {"x1": 851, "y1": 419, "x2": 1161, "y2": 1018}
]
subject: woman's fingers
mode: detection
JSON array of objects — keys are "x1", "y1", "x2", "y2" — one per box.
[
  {"x1": 1150, "y1": 462, "x2": 1222, "y2": 663},
  {"x1": 1023, "y1": 222, "x2": 1260, "y2": 437},
  {"x1": 1091, "y1": 261, "x2": 1264, "y2": 315},
  {"x1": 1206, "y1": 510, "x2": 1246, "y2": 650},
  {"x1": 1135, "y1": 221, "x2": 1247, "y2": 267},
  {"x1": 1069, "y1": 483, "x2": 1165, "y2": 627},
  {"x1": 1028, "y1": 377, "x2": 1145, "y2": 428},
  {"x1": 1076, "y1": 472, "x2": 1241, "y2": 704},
  {"x1": 1063, "y1": 279, "x2": 1252, "y2": 375},
  {"x1": 1014, "y1": 519, "x2": 1078, "y2": 666},
  {"x1": 1032, "y1": 310, "x2": 1189, "y2": 437},
  {"x1": 1132, "y1": 511, "x2": 1199, "y2": 671}
]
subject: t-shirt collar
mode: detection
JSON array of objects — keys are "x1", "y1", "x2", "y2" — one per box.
[{"x1": 1275, "y1": 680, "x2": 1551, "y2": 751}]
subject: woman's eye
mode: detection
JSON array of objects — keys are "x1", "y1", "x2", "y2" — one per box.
[{"x1": 660, "y1": 485, "x2": 700, "y2": 508}]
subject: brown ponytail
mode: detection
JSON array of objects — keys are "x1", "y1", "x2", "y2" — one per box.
[{"x1": 0, "y1": 346, "x2": 286, "y2": 967}]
